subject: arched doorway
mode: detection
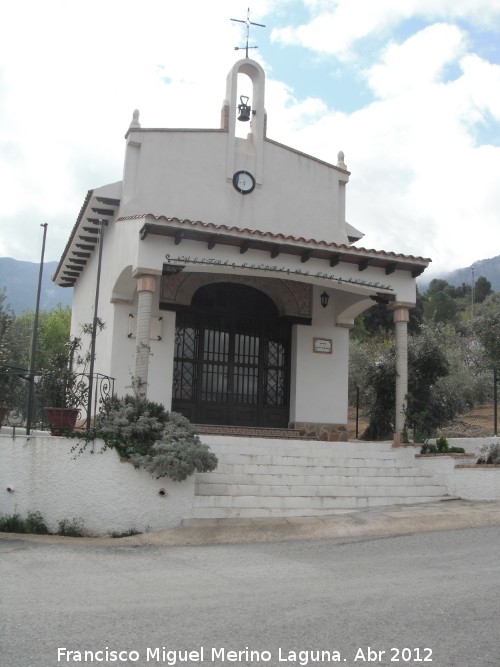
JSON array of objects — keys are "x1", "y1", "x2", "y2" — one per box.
[{"x1": 172, "y1": 283, "x2": 291, "y2": 427}]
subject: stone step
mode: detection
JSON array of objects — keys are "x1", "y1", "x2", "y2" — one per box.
[
  {"x1": 196, "y1": 426, "x2": 313, "y2": 439},
  {"x1": 211, "y1": 457, "x2": 425, "y2": 476},
  {"x1": 195, "y1": 476, "x2": 444, "y2": 494},
  {"x1": 202, "y1": 437, "x2": 400, "y2": 456},
  {"x1": 201, "y1": 467, "x2": 431, "y2": 481},
  {"x1": 206, "y1": 453, "x2": 412, "y2": 467},
  {"x1": 192, "y1": 496, "x2": 449, "y2": 519},
  {"x1": 191, "y1": 438, "x2": 447, "y2": 520},
  {"x1": 194, "y1": 486, "x2": 448, "y2": 508}
]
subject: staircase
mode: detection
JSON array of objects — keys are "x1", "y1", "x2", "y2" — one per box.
[{"x1": 194, "y1": 437, "x2": 450, "y2": 519}]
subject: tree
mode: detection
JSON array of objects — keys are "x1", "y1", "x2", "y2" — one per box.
[
  {"x1": 6, "y1": 305, "x2": 71, "y2": 372},
  {"x1": 361, "y1": 324, "x2": 452, "y2": 440},
  {"x1": 475, "y1": 312, "x2": 500, "y2": 367},
  {"x1": 362, "y1": 302, "x2": 394, "y2": 336},
  {"x1": 0, "y1": 293, "x2": 26, "y2": 409},
  {"x1": 474, "y1": 276, "x2": 492, "y2": 304},
  {"x1": 426, "y1": 279, "x2": 451, "y2": 296},
  {"x1": 423, "y1": 290, "x2": 458, "y2": 323},
  {"x1": 37, "y1": 306, "x2": 72, "y2": 371}
]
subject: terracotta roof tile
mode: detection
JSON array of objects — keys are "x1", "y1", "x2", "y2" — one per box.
[{"x1": 118, "y1": 214, "x2": 431, "y2": 265}]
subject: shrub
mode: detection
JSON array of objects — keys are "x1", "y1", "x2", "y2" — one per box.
[
  {"x1": 57, "y1": 517, "x2": 85, "y2": 537},
  {"x1": 0, "y1": 511, "x2": 49, "y2": 534},
  {"x1": 477, "y1": 443, "x2": 500, "y2": 464},
  {"x1": 436, "y1": 435, "x2": 449, "y2": 452},
  {"x1": 134, "y1": 412, "x2": 218, "y2": 481},
  {"x1": 420, "y1": 441, "x2": 465, "y2": 455},
  {"x1": 84, "y1": 394, "x2": 218, "y2": 481}
]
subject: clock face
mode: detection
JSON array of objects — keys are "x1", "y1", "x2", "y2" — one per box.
[{"x1": 233, "y1": 170, "x2": 256, "y2": 194}]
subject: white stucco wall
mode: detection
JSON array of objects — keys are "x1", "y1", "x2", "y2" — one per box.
[
  {"x1": 414, "y1": 438, "x2": 500, "y2": 501},
  {"x1": 121, "y1": 129, "x2": 350, "y2": 245},
  {"x1": 289, "y1": 286, "x2": 350, "y2": 425},
  {"x1": 0, "y1": 433, "x2": 195, "y2": 535}
]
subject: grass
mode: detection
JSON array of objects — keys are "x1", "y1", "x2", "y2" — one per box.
[
  {"x1": 0, "y1": 512, "x2": 86, "y2": 537},
  {"x1": 0, "y1": 511, "x2": 49, "y2": 534}
]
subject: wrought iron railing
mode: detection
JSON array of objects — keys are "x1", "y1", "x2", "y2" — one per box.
[{"x1": 0, "y1": 365, "x2": 115, "y2": 431}]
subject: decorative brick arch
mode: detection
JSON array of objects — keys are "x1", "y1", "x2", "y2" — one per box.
[{"x1": 160, "y1": 271, "x2": 312, "y2": 320}]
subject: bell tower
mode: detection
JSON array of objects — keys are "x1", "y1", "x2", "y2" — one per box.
[{"x1": 221, "y1": 59, "x2": 267, "y2": 185}]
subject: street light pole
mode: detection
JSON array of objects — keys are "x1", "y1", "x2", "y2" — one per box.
[
  {"x1": 470, "y1": 264, "x2": 475, "y2": 320},
  {"x1": 26, "y1": 223, "x2": 48, "y2": 435},
  {"x1": 86, "y1": 220, "x2": 105, "y2": 430}
]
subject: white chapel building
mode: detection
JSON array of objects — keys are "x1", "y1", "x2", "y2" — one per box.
[{"x1": 54, "y1": 58, "x2": 430, "y2": 442}]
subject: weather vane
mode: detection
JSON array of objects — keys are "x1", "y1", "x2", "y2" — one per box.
[{"x1": 231, "y1": 7, "x2": 266, "y2": 58}]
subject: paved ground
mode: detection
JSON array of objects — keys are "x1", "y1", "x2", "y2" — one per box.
[
  {"x1": 1, "y1": 518, "x2": 499, "y2": 667},
  {"x1": 2, "y1": 498, "x2": 500, "y2": 547}
]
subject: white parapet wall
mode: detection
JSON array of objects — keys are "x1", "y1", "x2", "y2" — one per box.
[
  {"x1": 415, "y1": 437, "x2": 500, "y2": 501},
  {"x1": 0, "y1": 431, "x2": 195, "y2": 536}
]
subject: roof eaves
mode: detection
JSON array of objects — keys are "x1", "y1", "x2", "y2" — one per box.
[
  {"x1": 121, "y1": 214, "x2": 431, "y2": 269},
  {"x1": 52, "y1": 190, "x2": 94, "y2": 283}
]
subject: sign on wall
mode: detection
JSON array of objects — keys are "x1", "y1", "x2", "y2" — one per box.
[{"x1": 313, "y1": 338, "x2": 333, "y2": 354}]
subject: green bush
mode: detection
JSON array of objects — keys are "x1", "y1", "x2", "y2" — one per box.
[
  {"x1": 0, "y1": 511, "x2": 49, "y2": 534},
  {"x1": 134, "y1": 412, "x2": 218, "y2": 481},
  {"x1": 86, "y1": 394, "x2": 218, "y2": 481},
  {"x1": 57, "y1": 517, "x2": 85, "y2": 537},
  {"x1": 436, "y1": 435, "x2": 449, "y2": 452},
  {"x1": 477, "y1": 443, "x2": 500, "y2": 464},
  {"x1": 420, "y1": 441, "x2": 465, "y2": 455}
]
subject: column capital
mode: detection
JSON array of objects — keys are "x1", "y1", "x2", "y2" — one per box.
[
  {"x1": 388, "y1": 302, "x2": 413, "y2": 323},
  {"x1": 387, "y1": 301, "x2": 414, "y2": 311},
  {"x1": 136, "y1": 275, "x2": 156, "y2": 293}
]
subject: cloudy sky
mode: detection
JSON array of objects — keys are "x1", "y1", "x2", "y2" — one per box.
[{"x1": 1, "y1": 0, "x2": 499, "y2": 278}]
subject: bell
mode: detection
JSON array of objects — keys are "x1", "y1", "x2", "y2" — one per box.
[{"x1": 237, "y1": 95, "x2": 251, "y2": 122}]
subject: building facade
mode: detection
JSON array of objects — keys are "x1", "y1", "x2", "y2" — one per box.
[{"x1": 54, "y1": 58, "x2": 430, "y2": 441}]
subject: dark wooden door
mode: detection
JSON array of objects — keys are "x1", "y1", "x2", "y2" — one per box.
[{"x1": 172, "y1": 283, "x2": 290, "y2": 427}]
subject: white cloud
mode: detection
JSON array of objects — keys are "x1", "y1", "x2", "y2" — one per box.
[
  {"x1": 367, "y1": 23, "x2": 466, "y2": 97},
  {"x1": 272, "y1": 0, "x2": 500, "y2": 57},
  {"x1": 264, "y1": 21, "x2": 500, "y2": 270}
]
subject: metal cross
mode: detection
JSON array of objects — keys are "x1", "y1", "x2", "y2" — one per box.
[{"x1": 231, "y1": 7, "x2": 266, "y2": 58}]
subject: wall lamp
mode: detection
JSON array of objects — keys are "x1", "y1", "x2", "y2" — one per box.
[{"x1": 320, "y1": 291, "x2": 329, "y2": 308}]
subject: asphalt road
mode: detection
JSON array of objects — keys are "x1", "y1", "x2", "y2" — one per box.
[{"x1": 1, "y1": 526, "x2": 499, "y2": 667}]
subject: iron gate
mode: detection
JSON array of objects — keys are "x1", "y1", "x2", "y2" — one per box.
[{"x1": 172, "y1": 283, "x2": 291, "y2": 427}]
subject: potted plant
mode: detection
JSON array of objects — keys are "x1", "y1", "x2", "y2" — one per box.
[{"x1": 37, "y1": 337, "x2": 89, "y2": 435}]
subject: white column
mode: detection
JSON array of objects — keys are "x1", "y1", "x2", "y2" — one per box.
[
  {"x1": 134, "y1": 275, "x2": 156, "y2": 395},
  {"x1": 392, "y1": 304, "x2": 410, "y2": 445}
]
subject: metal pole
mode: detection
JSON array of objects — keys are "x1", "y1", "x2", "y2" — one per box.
[
  {"x1": 470, "y1": 265, "x2": 475, "y2": 320},
  {"x1": 355, "y1": 385, "x2": 360, "y2": 440},
  {"x1": 26, "y1": 223, "x2": 48, "y2": 435},
  {"x1": 494, "y1": 367, "x2": 498, "y2": 437},
  {"x1": 86, "y1": 220, "x2": 105, "y2": 430}
]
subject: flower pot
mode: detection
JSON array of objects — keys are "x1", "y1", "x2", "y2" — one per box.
[
  {"x1": 0, "y1": 406, "x2": 9, "y2": 427},
  {"x1": 45, "y1": 407, "x2": 80, "y2": 436}
]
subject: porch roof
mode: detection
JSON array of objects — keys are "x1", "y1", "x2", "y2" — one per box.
[
  {"x1": 132, "y1": 214, "x2": 431, "y2": 278},
  {"x1": 53, "y1": 201, "x2": 431, "y2": 289}
]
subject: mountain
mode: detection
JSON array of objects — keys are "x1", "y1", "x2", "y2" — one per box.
[
  {"x1": 0, "y1": 257, "x2": 73, "y2": 315},
  {"x1": 418, "y1": 255, "x2": 500, "y2": 292}
]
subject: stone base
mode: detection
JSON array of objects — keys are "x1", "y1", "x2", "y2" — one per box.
[{"x1": 289, "y1": 421, "x2": 348, "y2": 442}]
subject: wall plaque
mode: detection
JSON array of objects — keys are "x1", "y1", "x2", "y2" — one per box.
[{"x1": 313, "y1": 338, "x2": 333, "y2": 354}]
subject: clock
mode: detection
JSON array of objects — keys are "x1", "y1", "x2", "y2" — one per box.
[{"x1": 232, "y1": 170, "x2": 256, "y2": 194}]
